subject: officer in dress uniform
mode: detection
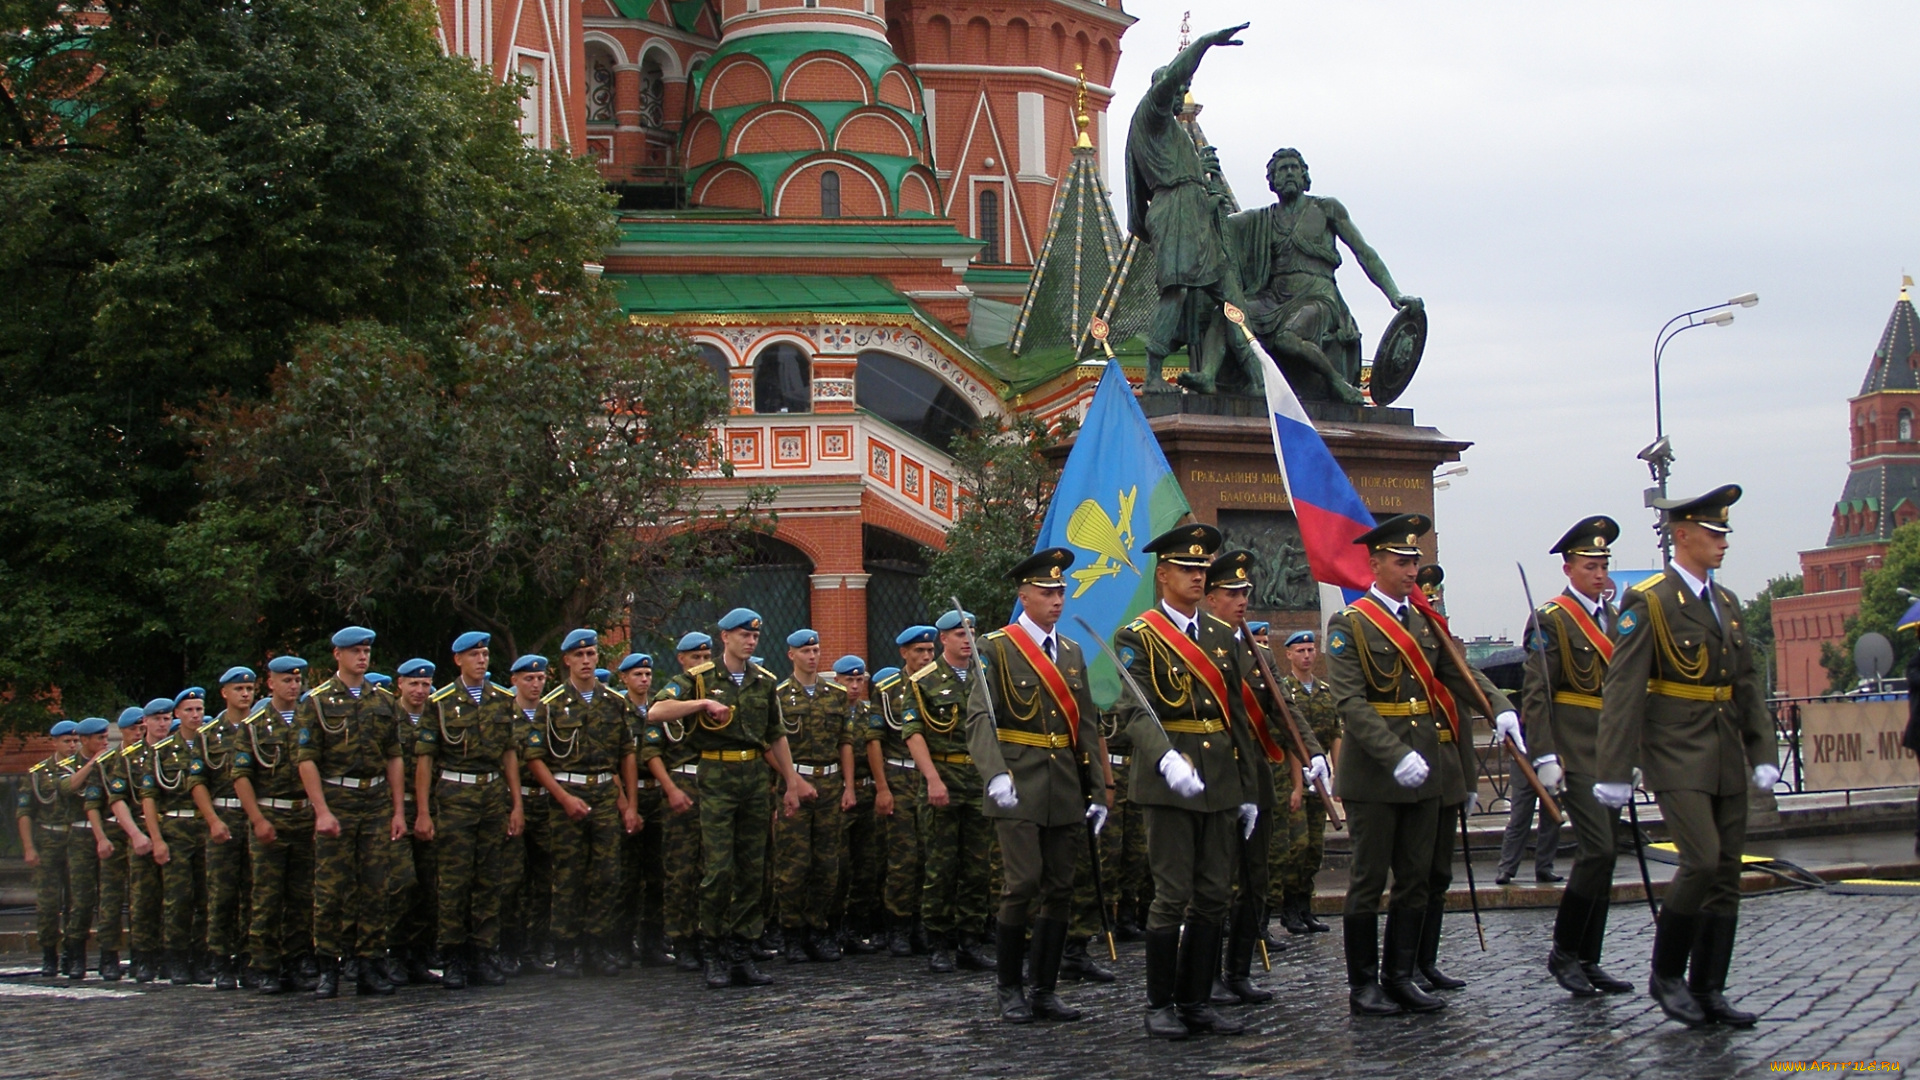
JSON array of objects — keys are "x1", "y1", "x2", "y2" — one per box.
[
  {"x1": 1526, "y1": 517, "x2": 1635, "y2": 997},
  {"x1": 1325, "y1": 514, "x2": 1520, "y2": 1017},
  {"x1": 1111, "y1": 523, "x2": 1264, "y2": 1040},
  {"x1": 1595, "y1": 485, "x2": 1777, "y2": 1028},
  {"x1": 770, "y1": 629, "x2": 856, "y2": 963},
  {"x1": 18, "y1": 720, "x2": 79, "y2": 977},
  {"x1": 967, "y1": 548, "x2": 1104, "y2": 1023}
]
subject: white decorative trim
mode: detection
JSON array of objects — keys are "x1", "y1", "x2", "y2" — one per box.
[
  {"x1": 810, "y1": 573, "x2": 873, "y2": 592},
  {"x1": 814, "y1": 377, "x2": 855, "y2": 401},
  {"x1": 722, "y1": 20, "x2": 889, "y2": 44}
]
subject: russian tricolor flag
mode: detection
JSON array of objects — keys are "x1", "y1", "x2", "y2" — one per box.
[{"x1": 1259, "y1": 363, "x2": 1376, "y2": 598}]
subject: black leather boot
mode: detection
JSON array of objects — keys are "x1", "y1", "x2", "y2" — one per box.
[
  {"x1": 910, "y1": 916, "x2": 931, "y2": 955},
  {"x1": 591, "y1": 937, "x2": 622, "y2": 977},
  {"x1": 927, "y1": 929, "x2": 956, "y2": 973},
  {"x1": 1380, "y1": 909, "x2": 1444, "y2": 1012},
  {"x1": 1114, "y1": 903, "x2": 1142, "y2": 942},
  {"x1": 192, "y1": 949, "x2": 217, "y2": 984},
  {"x1": 312, "y1": 956, "x2": 340, "y2": 999},
  {"x1": 840, "y1": 915, "x2": 877, "y2": 955},
  {"x1": 380, "y1": 953, "x2": 410, "y2": 987},
  {"x1": 956, "y1": 927, "x2": 994, "y2": 970},
  {"x1": 409, "y1": 946, "x2": 444, "y2": 984},
  {"x1": 1649, "y1": 910, "x2": 1709, "y2": 1026},
  {"x1": 703, "y1": 936, "x2": 731, "y2": 989},
  {"x1": 357, "y1": 955, "x2": 396, "y2": 996},
  {"x1": 1690, "y1": 913, "x2": 1758, "y2": 1026},
  {"x1": 785, "y1": 927, "x2": 812, "y2": 964},
  {"x1": 885, "y1": 911, "x2": 912, "y2": 957},
  {"x1": 99, "y1": 949, "x2": 122, "y2": 982},
  {"x1": 294, "y1": 953, "x2": 320, "y2": 990},
  {"x1": 475, "y1": 944, "x2": 507, "y2": 986},
  {"x1": 1344, "y1": 913, "x2": 1401, "y2": 1016},
  {"x1": 1299, "y1": 894, "x2": 1331, "y2": 933},
  {"x1": 40, "y1": 945, "x2": 60, "y2": 978},
  {"x1": 809, "y1": 925, "x2": 844, "y2": 962},
  {"x1": 1062, "y1": 935, "x2": 1115, "y2": 983},
  {"x1": 1548, "y1": 891, "x2": 1599, "y2": 996},
  {"x1": 674, "y1": 935, "x2": 703, "y2": 973},
  {"x1": 1143, "y1": 927, "x2": 1189, "y2": 1039},
  {"x1": 1028, "y1": 918, "x2": 1082, "y2": 1021},
  {"x1": 1176, "y1": 923, "x2": 1247, "y2": 1035},
  {"x1": 1579, "y1": 893, "x2": 1632, "y2": 993},
  {"x1": 730, "y1": 935, "x2": 773, "y2": 986},
  {"x1": 1279, "y1": 894, "x2": 1311, "y2": 935},
  {"x1": 1222, "y1": 901, "x2": 1274, "y2": 1004},
  {"x1": 167, "y1": 948, "x2": 195, "y2": 986},
  {"x1": 214, "y1": 954, "x2": 239, "y2": 991},
  {"x1": 553, "y1": 939, "x2": 583, "y2": 978},
  {"x1": 642, "y1": 925, "x2": 674, "y2": 966},
  {"x1": 255, "y1": 960, "x2": 287, "y2": 995},
  {"x1": 441, "y1": 947, "x2": 468, "y2": 990},
  {"x1": 1416, "y1": 900, "x2": 1465, "y2": 991},
  {"x1": 995, "y1": 921, "x2": 1032, "y2": 1023},
  {"x1": 66, "y1": 941, "x2": 87, "y2": 982},
  {"x1": 130, "y1": 950, "x2": 152, "y2": 983}
]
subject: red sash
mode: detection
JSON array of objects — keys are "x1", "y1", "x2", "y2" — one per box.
[
  {"x1": 1349, "y1": 596, "x2": 1460, "y2": 739},
  {"x1": 999, "y1": 624, "x2": 1080, "y2": 748},
  {"x1": 1545, "y1": 595, "x2": 1615, "y2": 663},
  {"x1": 1137, "y1": 610, "x2": 1233, "y2": 726},
  {"x1": 1239, "y1": 678, "x2": 1288, "y2": 764}
]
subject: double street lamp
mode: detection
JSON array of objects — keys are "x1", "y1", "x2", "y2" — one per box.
[{"x1": 1639, "y1": 292, "x2": 1759, "y2": 559}]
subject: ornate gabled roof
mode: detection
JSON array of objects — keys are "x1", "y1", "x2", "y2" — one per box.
[
  {"x1": 1860, "y1": 287, "x2": 1920, "y2": 394},
  {"x1": 1007, "y1": 141, "x2": 1125, "y2": 356}
]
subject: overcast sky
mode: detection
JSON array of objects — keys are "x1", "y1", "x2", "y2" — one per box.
[{"x1": 1101, "y1": 1, "x2": 1918, "y2": 635}]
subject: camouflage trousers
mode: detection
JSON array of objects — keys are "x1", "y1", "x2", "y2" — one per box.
[
  {"x1": 504, "y1": 790, "x2": 553, "y2": 949},
  {"x1": 385, "y1": 798, "x2": 434, "y2": 956},
  {"x1": 1069, "y1": 797, "x2": 1124, "y2": 940},
  {"x1": 618, "y1": 783, "x2": 666, "y2": 941},
  {"x1": 157, "y1": 815, "x2": 209, "y2": 955},
  {"x1": 433, "y1": 778, "x2": 509, "y2": 950},
  {"x1": 659, "y1": 769, "x2": 702, "y2": 939},
  {"x1": 128, "y1": 826, "x2": 162, "y2": 953},
  {"x1": 548, "y1": 778, "x2": 624, "y2": 941},
  {"x1": 31, "y1": 823, "x2": 71, "y2": 948},
  {"x1": 917, "y1": 762, "x2": 991, "y2": 935},
  {"x1": 206, "y1": 807, "x2": 251, "y2": 956},
  {"x1": 773, "y1": 772, "x2": 844, "y2": 932},
  {"x1": 247, "y1": 806, "x2": 315, "y2": 969},
  {"x1": 311, "y1": 788, "x2": 398, "y2": 960},
  {"x1": 1275, "y1": 791, "x2": 1329, "y2": 901},
  {"x1": 96, "y1": 830, "x2": 130, "y2": 952},
  {"x1": 697, "y1": 757, "x2": 771, "y2": 941},
  {"x1": 879, "y1": 764, "x2": 924, "y2": 918},
  {"x1": 64, "y1": 825, "x2": 102, "y2": 950},
  {"x1": 835, "y1": 776, "x2": 882, "y2": 926}
]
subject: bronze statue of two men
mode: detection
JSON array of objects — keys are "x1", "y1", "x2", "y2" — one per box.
[{"x1": 1124, "y1": 23, "x2": 1424, "y2": 403}]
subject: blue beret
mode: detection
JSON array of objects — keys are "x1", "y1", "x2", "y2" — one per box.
[
  {"x1": 510, "y1": 654, "x2": 549, "y2": 674},
  {"x1": 451, "y1": 631, "x2": 490, "y2": 654},
  {"x1": 832, "y1": 655, "x2": 867, "y2": 676},
  {"x1": 935, "y1": 610, "x2": 975, "y2": 633},
  {"x1": 395, "y1": 658, "x2": 436, "y2": 679},
  {"x1": 363, "y1": 673, "x2": 391, "y2": 688},
  {"x1": 595, "y1": 668, "x2": 611, "y2": 683},
  {"x1": 1284, "y1": 629, "x2": 1315, "y2": 646},
  {"x1": 1244, "y1": 621, "x2": 1268, "y2": 635},
  {"x1": 331, "y1": 625, "x2": 375, "y2": 648},
  {"x1": 142, "y1": 698, "x2": 174, "y2": 717},
  {"x1": 561, "y1": 628, "x2": 598, "y2": 653},
  {"x1": 873, "y1": 666, "x2": 901, "y2": 683},
  {"x1": 787, "y1": 628, "x2": 819, "y2": 648},
  {"x1": 675, "y1": 632, "x2": 712, "y2": 652},
  {"x1": 219, "y1": 666, "x2": 257, "y2": 685},
  {"x1": 174, "y1": 687, "x2": 205, "y2": 706},
  {"x1": 618, "y1": 653, "x2": 653, "y2": 672},
  {"x1": 717, "y1": 608, "x2": 763, "y2": 632},
  {"x1": 76, "y1": 718, "x2": 109, "y2": 736},
  {"x1": 49, "y1": 719, "x2": 77, "y2": 736},
  {"x1": 894, "y1": 625, "x2": 936, "y2": 647},
  {"x1": 751, "y1": 656, "x2": 764, "y2": 666},
  {"x1": 117, "y1": 707, "x2": 145, "y2": 728},
  {"x1": 267, "y1": 655, "x2": 309, "y2": 674}
]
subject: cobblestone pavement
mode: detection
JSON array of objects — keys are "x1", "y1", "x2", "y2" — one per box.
[{"x1": 1, "y1": 890, "x2": 1914, "y2": 1080}]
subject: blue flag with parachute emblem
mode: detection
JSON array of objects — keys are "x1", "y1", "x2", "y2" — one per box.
[{"x1": 1030, "y1": 360, "x2": 1192, "y2": 707}]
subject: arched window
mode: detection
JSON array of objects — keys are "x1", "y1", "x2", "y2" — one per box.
[
  {"x1": 754, "y1": 343, "x2": 811, "y2": 413},
  {"x1": 820, "y1": 169, "x2": 841, "y2": 218},
  {"x1": 976, "y1": 187, "x2": 1000, "y2": 263},
  {"x1": 640, "y1": 56, "x2": 665, "y2": 129},
  {"x1": 1900, "y1": 409, "x2": 1912, "y2": 441},
  {"x1": 856, "y1": 350, "x2": 980, "y2": 451},
  {"x1": 696, "y1": 343, "x2": 729, "y2": 386},
  {"x1": 586, "y1": 45, "x2": 616, "y2": 123}
]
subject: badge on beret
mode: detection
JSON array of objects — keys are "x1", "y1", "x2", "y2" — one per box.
[
  {"x1": 1327, "y1": 630, "x2": 1350, "y2": 656},
  {"x1": 1617, "y1": 611, "x2": 1637, "y2": 636}
]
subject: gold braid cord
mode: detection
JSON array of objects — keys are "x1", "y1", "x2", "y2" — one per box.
[
  {"x1": 992, "y1": 640, "x2": 1044, "y2": 724},
  {"x1": 912, "y1": 679, "x2": 960, "y2": 735},
  {"x1": 1549, "y1": 610, "x2": 1604, "y2": 694},
  {"x1": 1350, "y1": 621, "x2": 1407, "y2": 699},
  {"x1": 693, "y1": 672, "x2": 736, "y2": 733},
  {"x1": 1644, "y1": 592, "x2": 1709, "y2": 682},
  {"x1": 1140, "y1": 633, "x2": 1193, "y2": 711},
  {"x1": 247, "y1": 715, "x2": 282, "y2": 770}
]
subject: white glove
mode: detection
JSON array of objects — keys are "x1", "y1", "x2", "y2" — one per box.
[
  {"x1": 1085, "y1": 802, "x2": 1109, "y2": 835},
  {"x1": 1464, "y1": 792, "x2": 1481, "y2": 815},
  {"x1": 1305, "y1": 754, "x2": 1331, "y2": 788},
  {"x1": 1593, "y1": 782, "x2": 1633, "y2": 809},
  {"x1": 1752, "y1": 764, "x2": 1781, "y2": 791},
  {"x1": 986, "y1": 772, "x2": 1018, "y2": 809},
  {"x1": 1238, "y1": 802, "x2": 1259, "y2": 839},
  {"x1": 1493, "y1": 711, "x2": 1526, "y2": 756},
  {"x1": 1159, "y1": 750, "x2": 1205, "y2": 798},
  {"x1": 1533, "y1": 755, "x2": 1565, "y2": 795},
  {"x1": 1632, "y1": 766, "x2": 1645, "y2": 791},
  {"x1": 1392, "y1": 751, "x2": 1430, "y2": 789}
]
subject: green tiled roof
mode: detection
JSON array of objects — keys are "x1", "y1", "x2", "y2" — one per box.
[
  {"x1": 611, "y1": 274, "x2": 914, "y2": 315},
  {"x1": 693, "y1": 30, "x2": 912, "y2": 101},
  {"x1": 614, "y1": 218, "x2": 978, "y2": 249},
  {"x1": 963, "y1": 269, "x2": 1033, "y2": 285}
]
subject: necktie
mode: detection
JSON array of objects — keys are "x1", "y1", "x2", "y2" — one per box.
[
  {"x1": 1043, "y1": 636, "x2": 1055, "y2": 662},
  {"x1": 1186, "y1": 621, "x2": 1199, "y2": 643},
  {"x1": 1400, "y1": 604, "x2": 1415, "y2": 630}
]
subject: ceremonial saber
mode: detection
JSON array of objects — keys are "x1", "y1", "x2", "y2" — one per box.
[
  {"x1": 1073, "y1": 616, "x2": 1177, "y2": 749},
  {"x1": 1459, "y1": 804, "x2": 1487, "y2": 951},
  {"x1": 1417, "y1": 595, "x2": 1562, "y2": 825},
  {"x1": 1515, "y1": 563, "x2": 1567, "y2": 827},
  {"x1": 1233, "y1": 618, "x2": 1342, "y2": 830}
]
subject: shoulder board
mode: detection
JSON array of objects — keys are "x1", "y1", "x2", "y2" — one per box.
[
  {"x1": 1337, "y1": 605, "x2": 1361, "y2": 619},
  {"x1": 370, "y1": 684, "x2": 396, "y2": 699},
  {"x1": 1125, "y1": 617, "x2": 1148, "y2": 632},
  {"x1": 872, "y1": 673, "x2": 901, "y2": 691},
  {"x1": 244, "y1": 703, "x2": 272, "y2": 724},
  {"x1": 1203, "y1": 613, "x2": 1234, "y2": 631},
  {"x1": 429, "y1": 683, "x2": 462, "y2": 703},
  {"x1": 908, "y1": 662, "x2": 940, "y2": 683},
  {"x1": 29, "y1": 760, "x2": 47, "y2": 773},
  {"x1": 1632, "y1": 573, "x2": 1665, "y2": 593},
  {"x1": 490, "y1": 681, "x2": 510, "y2": 694},
  {"x1": 777, "y1": 677, "x2": 798, "y2": 691},
  {"x1": 540, "y1": 686, "x2": 570, "y2": 705},
  {"x1": 686, "y1": 661, "x2": 715, "y2": 676},
  {"x1": 982, "y1": 629, "x2": 1009, "y2": 642},
  {"x1": 152, "y1": 736, "x2": 175, "y2": 750},
  {"x1": 58, "y1": 754, "x2": 79, "y2": 768},
  {"x1": 751, "y1": 663, "x2": 777, "y2": 680},
  {"x1": 818, "y1": 675, "x2": 843, "y2": 691},
  {"x1": 309, "y1": 678, "x2": 339, "y2": 696}
]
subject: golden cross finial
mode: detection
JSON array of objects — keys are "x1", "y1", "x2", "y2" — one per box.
[
  {"x1": 1074, "y1": 62, "x2": 1092, "y2": 149},
  {"x1": 1179, "y1": 10, "x2": 1191, "y2": 50}
]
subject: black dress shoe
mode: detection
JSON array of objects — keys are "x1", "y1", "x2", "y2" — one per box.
[
  {"x1": 1548, "y1": 946, "x2": 1598, "y2": 996},
  {"x1": 1144, "y1": 1005, "x2": 1190, "y2": 1040},
  {"x1": 1225, "y1": 974, "x2": 1274, "y2": 1004},
  {"x1": 1536, "y1": 870, "x2": 1565, "y2": 884},
  {"x1": 1494, "y1": 872, "x2": 1514, "y2": 886},
  {"x1": 1695, "y1": 990, "x2": 1758, "y2": 1027},
  {"x1": 1651, "y1": 973, "x2": 1709, "y2": 1026},
  {"x1": 997, "y1": 982, "x2": 1034, "y2": 1023},
  {"x1": 1349, "y1": 982, "x2": 1403, "y2": 1016},
  {"x1": 1582, "y1": 963, "x2": 1633, "y2": 994}
]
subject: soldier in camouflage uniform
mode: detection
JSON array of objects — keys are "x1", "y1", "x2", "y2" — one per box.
[
  {"x1": 18, "y1": 720, "x2": 80, "y2": 977},
  {"x1": 523, "y1": 630, "x2": 642, "y2": 979},
  {"x1": 872, "y1": 625, "x2": 936, "y2": 956},
  {"x1": 120, "y1": 701, "x2": 174, "y2": 982},
  {"x1": 649, "y1": 608, "x2": 813, "y2": 989},
  {"x1": 770, "y1": 629, "x2": 855, "y2": 962},
  {"x1": 90, "y1": 708, "x2": 152, "y2": 981},
  {"x1": 1275, "y1": 629, "x2": 1339, "y2": 936},
  {"x1": 643, "y1": 633, "x2": 711, "y2": 971},
  {"x1": 616, "y1": 652, "x2": 670, "y2": 967},
  {"x1": 903, "y1": 609, "x2": 995, "y2": 974},
  {"x1": 144, "y1": 689, "x2": 224, "y2": 986},
  {"x1": 830, "y1": 656, "x2": 882, "y2": 954},
  {"x1": 233, "y1": 655, "x2": 317, "y2": 993},
  {"x1": 62, "y1": 718, "x2": 114, "y2": 980},
  {"x1": 296, "y1": 625, "x2": 408, "y2": 998},
  {"x1": 202, "y1": 668, "x2": 258, "y2": 989},
  {"x1": 385, "y1": 658, "x2": 440, "y2": 986}
]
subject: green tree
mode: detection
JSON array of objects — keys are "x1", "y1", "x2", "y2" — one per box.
[
  {"x1": 1820, "y1": 521, "x2": 1920, "y2": 693},
  {"x1": 1741, "y1": 573, "x2": 1803, "y2": 694},
  {"x1": 0, "y1": 0, "x2": 615, "y2": 726},
  {"x1": 922, "y1": 415, "x2": 1075, "y2": 631}
]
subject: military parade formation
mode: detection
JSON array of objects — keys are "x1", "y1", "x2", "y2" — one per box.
[{"x1": 15, "y1": 485, "x2": 1780, "y2": 1034}]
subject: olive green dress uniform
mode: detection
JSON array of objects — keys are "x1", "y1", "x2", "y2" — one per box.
[
  {"x1": 419, "y1": 679, "x2": 516, "y2": 965},
  {"x1": 1105, "y1": 718, "x2": 1151, "y2": 931},
  {"x1": 904, "y1": 657, "x2": 995, "y2": 959},
  {"x1": 870, "y1": 667, "x2": 926, "y2": 949},
  {"x1": 198, "y1": 710, "x2": 253, "y2": 975},
  {"x1": 110, "y1": 737, "x2": 163, "y2": 978},
  {"x1": 638, "y1": 700, "x2": 704, "y2": 959},
  {"x1": 294, "y1": 679, "x2": 404, "y2": 968},
  {"x1": 232, "y1": 702, "x2": 317, "y2": 985},
  {"x1": 654, "y1": 658, "x2": 783, "y2": 949},
  {"x1": 523, "y1": 679, "x2": 638, "y2": 968},
  {"x1": 142, "y1": 731, "x2": 211, "y2": 975},
  {"x1": 771, "y1": 675, "x2": 853, "y2": 949},
  {"x1": 1275, "y1": 672, "x2": 1340, "y2": 921},
  {"x1": 19, "y1": 752, "x2": 74, "y2": 971}
]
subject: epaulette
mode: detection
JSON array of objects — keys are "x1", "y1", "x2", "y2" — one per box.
[
  {"x1": 751, "y1": 662, "x2": 777, "y2": 681},
  {"x1": 429, "y1": 683, "x2": 462, "y2": 703},
  {"x1": 28, "y1": 760, "x2": 47, "y2": 773},
  {"x1": 152, "y1": 735, "x2": 176, "y2": 750},
  {"x1": 818, "y1": 675, "x2": 844, "y2": 691},
  {"x1": 873, "y1": 672, "x2": 901, "y2": 691},
  {"x1": 490, "y1": 681, "x2": 510, "y2": 694},
  {"x1": 540, "y1": 685, "x2": 570, "y2": 705},
  {"x1": 685, "y1": 661, "x2": 715, "y2": 677},
  {"x1": 1203, "y1": 613, "x2": 1234, "y2": 631},
  {"x1": 309, "y1": 678, "x2": 339, "y2": 696},
  {"x1": 1632, "y1": 573, "x2": 1665, "y2": 593},
  {"x1": 982, "y1": 629, "x2": 1009, "y2": 642},
  {"x1": 908, "y1": 662, "x2": 940, "y2": 683},
  {"x1": 1126, "y1": 617, "x2": 1149, "y2": 632},
  {"x1": 244, "y1": 703, "x2": 273, "y2": 724}
]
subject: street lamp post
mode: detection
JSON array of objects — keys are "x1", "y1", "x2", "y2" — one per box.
[{"x1": 1639, "y1": 292, "x2": 1759, "y2": 560}]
